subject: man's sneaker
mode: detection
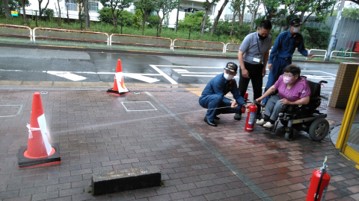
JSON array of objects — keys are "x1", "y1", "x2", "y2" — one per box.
[
  {"x1": 234, "y1": 113, "x2": 241, "y2": 120},
  {"x1": 263, "y1": 122, "x2": 274, "y2": 128},
  {"x1": 256, "y1": 119, "x2": 265, "y2": 125}
]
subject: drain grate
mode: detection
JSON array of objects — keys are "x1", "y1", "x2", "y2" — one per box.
[
  {"x1": 0, "y1": 105, "x2": 23, "y2": 117},
  {"x1": 121, "y1": 101, "x2": 157, "y2": 112}
]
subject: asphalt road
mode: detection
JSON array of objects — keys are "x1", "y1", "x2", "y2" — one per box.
[{"x1": 0, "y1": 46, "x2": 338, "y2": 97}]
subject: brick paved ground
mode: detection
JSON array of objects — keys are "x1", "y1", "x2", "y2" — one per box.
[{"x1": 0, "y1": 84, "x2": 358, "y2": 201}]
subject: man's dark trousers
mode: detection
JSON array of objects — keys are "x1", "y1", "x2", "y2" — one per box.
[{"x1": 238, "y1": 62, "x2": 264, "y2": 118}]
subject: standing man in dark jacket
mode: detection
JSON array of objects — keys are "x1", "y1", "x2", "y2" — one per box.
[
  {"x1": 263, "y1": 18, "x2": 313, "y2": 104},
  {"x1": 234, "y1": 19, "x2": 272, "y2": 121},
  {"x1": 199, "y1": 62, "x2": 245, "y2": 127}
]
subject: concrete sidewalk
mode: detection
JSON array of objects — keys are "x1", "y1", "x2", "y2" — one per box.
[{"x1": 0, "y1": 83, "x2": 358, "y2": 201}]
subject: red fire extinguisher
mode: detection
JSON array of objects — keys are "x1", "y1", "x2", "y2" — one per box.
[
  {"x1": 306, "y1": 156, "x2": 331, "y2": 201},
  {"x1": 244, "y1": 92, "x2": 249, "y2": 102},
  {"x1": 245, "y1": 103, "x2": 257, "y2": 131}
]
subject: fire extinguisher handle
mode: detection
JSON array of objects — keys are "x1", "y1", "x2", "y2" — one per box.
[{"x1": 253, "y1": 100, "x2": 265, "y2": 107}]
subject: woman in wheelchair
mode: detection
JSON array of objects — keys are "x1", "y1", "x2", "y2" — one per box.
[{"x1": 255, "y1": 64, "x2": 311, "y2": 128}]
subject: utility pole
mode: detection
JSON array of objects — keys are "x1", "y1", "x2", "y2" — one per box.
[{"x1": 325, "y1": 0, "x2": 345, "y2": 61}]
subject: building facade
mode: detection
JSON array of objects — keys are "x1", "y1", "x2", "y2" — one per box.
[{"x1": 22, "y1": 0, "x2": 235, "y2": 25}]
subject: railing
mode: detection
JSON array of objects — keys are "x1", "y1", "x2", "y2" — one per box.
[
  {"x1": 110, "y1": 34, "x2": 171, "y2": 48},
  {"x1": 0, "y1": 24, "x2": 32, "y2": 41},
  {"x1": 1, "y1": 24, "x2": 358, "y2": 61},
  {"x1": 225, "y1": 43, "x2": 241, "y2": 53},
  {"x1": 309, "y1": 49, "x2": 327, "y2": 61},
  {"x1": 33, "y1": 27, "x2": 109, "y2": 45},
  {"x1": 172, "y1": 39, "x2": 225, "y2": 52},
  {"x1": 330, "y1": 50, "x2": 359, "y2": 60}
]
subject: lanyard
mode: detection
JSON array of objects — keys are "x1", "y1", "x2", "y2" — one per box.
[{"x1": 256, "y1": 35, "x2": 261, "y2": 53}]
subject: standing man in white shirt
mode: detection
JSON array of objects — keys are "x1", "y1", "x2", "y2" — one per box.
[{"x1": 234, "y1": 20, "x2": 273, "y2": 121}]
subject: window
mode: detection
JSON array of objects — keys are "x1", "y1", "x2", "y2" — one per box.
[
  {"x1": 66, "y1": 0, "x2": 77, "y2": 11},
  {"x1": 89, "y1": 0, "x2": 99, "y2": 12}
]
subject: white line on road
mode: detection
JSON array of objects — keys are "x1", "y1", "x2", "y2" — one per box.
[
  {"x1": 149, "y1": 64, "x2": 178, "y2": 84},
  {"x1": 47, "y1": 71, "x2": 87, "y2": 81},
  {"x1": 154, "y1": 65, "x2": 224, "y2": 69}
]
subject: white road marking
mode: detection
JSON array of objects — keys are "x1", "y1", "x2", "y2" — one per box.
[
  {"x1": 42, "y1": 70, "x2": 159, "y2": 83},
  {"x1": 154, "y1": 65, "x2": 223, "y2": 69},
  {"x1": 122, "y1": 73, "x2": 159, "y2": 83},
  {"x1": 301, "y1": 70, "x2": 337, "y2": 76},
  {"x1": 47, "y1": 71, "x2": 87, "y2": 81},
  {"x1": 149, "y1": 64, "x2": 178, "y2": 84}
]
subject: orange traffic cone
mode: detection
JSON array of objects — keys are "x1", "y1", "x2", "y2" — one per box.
[
  {"x1": 18, "y1": 92, "x2": 61, "y2": 168},
  {"x1": 107, "y1": 59, "x2": 129, "y2": 95}
]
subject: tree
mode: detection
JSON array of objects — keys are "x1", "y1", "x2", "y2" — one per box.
[
  {"x1": 134, "y1": 0, "x2": 156, "y2": 35},
  {"x1": 16, "y1": 0, "x2": 30, "y2": 24},
  {"x1": 38, "y1": 0, "x2": 50, "y2": 18},
  {"x1": 200, "y1": 0, "x2": 219, "y2": 35},
  {"x1": 64, "y1": 0, "x2": 71, "y2": 23},
  {"x1": 1, "y1": 0, "x2": 11, "y2": 18},
  {"x1": 210, "y1": 0, "x2": 229, "y2": 35},
  {"x1": 153, "y1": 0, "x2": 178, "y2": 36},
  {"x1": 100, "y1": 0, "x2": 133, "y2": 33},
  {"x1": 84, "y1": 0, "x2": 90, "y2": 28},
  {"x1": 247, "y1": 0, "x2": 261, "y2": 31},
  {"x1": 230, "y1": 0, "x2": 245, "y2": 36},
  {"x1": 281, "y1": 0, "x2": 336, "y2": 25},
  {"x1": 262, "y1": 0, "x2": 281, "y2": 21},
  {"x1": 77, "y1": 0, "x2": 84, "y2": 29},
  {"x1": 55, "y1": 0, "x2": 62, "y2": 26},
  {"x1": 342, "y1": 7, "x2": 359, "y2": 20},
  {"x1": 178, "y1": 11, "x2": 206, "y2": 39}
]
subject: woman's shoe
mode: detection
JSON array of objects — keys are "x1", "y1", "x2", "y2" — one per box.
[
  {"x1": 263, "y1": 122, "x2": 274, "y2": 128},
  {"x1": 256, "y1": 119, "x2": 265, "y2": 125}
]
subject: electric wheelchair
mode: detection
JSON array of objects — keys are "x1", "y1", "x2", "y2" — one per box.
[{"x1": 271, "y1": 80, "x2": 330, "y2": 141}]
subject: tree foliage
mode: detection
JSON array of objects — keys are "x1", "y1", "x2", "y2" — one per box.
[
  {"x1": 200, "y1": 0, "x2": 219, "y2": 35},
  {"x1": 134, "y1": 0, "x2": 156, "y2": 35},
  {"x1": 153, "y1": 0, "x2": 178, "y2": 36},
  {"x1": 100, "y1": 0, "x2": 133, "y2": 33},
  {"x1": 342, "y1": 7, "x2": 359, "y2": 20},
  {"x1": 211, "y1": 0, "x2": 229, "y2": 35}
]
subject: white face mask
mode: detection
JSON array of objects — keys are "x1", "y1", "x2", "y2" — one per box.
[
  {"x1": 292, "y1": 27, "x2": 300, "y2": 33},
  {"x1": 283, "y1": 75, "x2": 293, "y2": 84},
  {"x1": 224, "y1": 73, "x2": 234, "y2": 80}
]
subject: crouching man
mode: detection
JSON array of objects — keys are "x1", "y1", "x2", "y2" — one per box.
[{"x1": 199, "y1": 62, "x2": 245, "y2": 127}]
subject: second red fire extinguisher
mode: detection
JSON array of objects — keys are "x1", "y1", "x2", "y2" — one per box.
[
  {"x1": 245, "y1": 103, "x2": 257, "y2": 131},
  {"x1": 306, "y1": 156, "x2": 331, "y2": 201}
]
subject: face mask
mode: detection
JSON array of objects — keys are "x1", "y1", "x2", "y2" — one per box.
[
  {"x1": 224, "y1": 73, "x2": 234, "y2": 80},
  {"x1": 283, "y1": 75, "x2": 293, "y2": 84},
  {"x1": 258, "y1": 33, "x2": 267, "y2": 40},
  {"x1": 292, "y1": 27, "x2": 300, "y2": 33}
]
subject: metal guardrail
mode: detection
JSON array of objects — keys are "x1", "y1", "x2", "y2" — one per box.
[
  {"x1": 225, "y1": 43, "x2": 241, "y2": 53},
  {"x1": 33, "y1": 27, "x2": 109, "y2": 45},
  {"x1": 309, "y1": 49, "x2": 327, "y2": 61},
  {"x1": 0, "y1": 24, "x2": 32, "y2": 41},
  {"x1": 330, "y1": 50, "x2": 359, "y2": 60},
  {"x1": 110, "y1": 34, "x2": 171, "y2": 48},
  {"x1": 1, "y1": 24, "x2": 358, "y2": 60},
  {"x1": 172, "y1": 39, "x2": 225, "y2": 52}
]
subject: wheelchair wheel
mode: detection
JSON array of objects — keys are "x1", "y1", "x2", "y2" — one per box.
[
  {"x1": 274, "y1": 126, "x2": 286, "y2": 136},
  {"x1": 308, "y1": 118, "x2": 329, "y2": 141},
  {"x1": 285, "y1": 131, "x2": 293, "y2": 141}
]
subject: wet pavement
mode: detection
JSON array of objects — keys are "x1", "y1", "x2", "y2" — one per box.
[{"x1": 0, "y1": 81, "x2": 358, "y2": 201}]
